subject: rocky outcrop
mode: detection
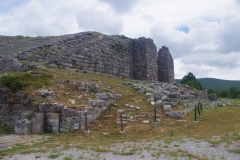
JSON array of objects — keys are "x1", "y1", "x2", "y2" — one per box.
[{"x1": 0, "y1": 56, "x2": 22, "y2": 74}]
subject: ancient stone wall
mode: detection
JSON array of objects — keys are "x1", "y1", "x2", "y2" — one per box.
[
  {"x1": 0, "y1": 87, "x2": 105, "y2": 133},
  {"x1": 47, "y1": 33, "x2": 133, "y2": 78},
  {"x1": 0, "y1": 32, "x2": 174, "y2": 83},
  {"x1": 157, "y1": 46, "x2": 174, "y2": 83},
  {"x1": 132, "y1": 37, "x2": 158, "y2": 81}
]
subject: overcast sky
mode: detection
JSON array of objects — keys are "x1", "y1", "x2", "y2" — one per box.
[{"x1": 0, "y1": 0, "x2": 240, "y2": 80}]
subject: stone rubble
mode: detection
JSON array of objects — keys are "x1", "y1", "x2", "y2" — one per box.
[{"x1": 123, "y1": 80, "x2": 209, "y2": 119}]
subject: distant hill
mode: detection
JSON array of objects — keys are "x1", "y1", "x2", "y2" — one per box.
[{"x1": 175, "y1": 78, "x2": 240, "y2": 91}]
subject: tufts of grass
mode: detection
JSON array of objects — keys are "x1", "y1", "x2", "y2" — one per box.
[
  {"x1": 48, "y1": 153, "x2": 60, "y2": 159},
  {"x1": 0, "y1": 123, "x2": 14, "y2": 134},
  {"x1": 63, "y1": 155, "x2": 73, "y2": 160}
]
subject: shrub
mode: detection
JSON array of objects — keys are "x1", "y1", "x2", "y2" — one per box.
[{"x1": 0, "y1": 71, "x2": 52, "y2": 91}]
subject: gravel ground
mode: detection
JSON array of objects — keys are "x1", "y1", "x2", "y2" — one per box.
[{"x1": 3, "y1": 138, "x2": 240, "y2": 160}]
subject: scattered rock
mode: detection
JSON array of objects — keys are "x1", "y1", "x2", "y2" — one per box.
[
  {"x1": 33, "y1": 90, "x2": 56, "y2": 100},
  {"x1": 226, "y1": 101, "x2": 232, "y2": 106},
  {"x1": 163, "y1": 105, "x2": 171, "y2": 112},
  {"x1": 142, "y1": 120, "x2": 150, "y2": 124}
]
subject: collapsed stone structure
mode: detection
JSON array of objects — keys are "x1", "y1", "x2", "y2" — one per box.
[{"x1": 0, "y1": 32, "x2": 174, "y2": 83}]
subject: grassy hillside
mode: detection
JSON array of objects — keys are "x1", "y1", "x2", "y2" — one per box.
[
  {"x1": 1, "y1": 69, "x2": 240, "y2": 159},
  {"x1": 175, "y1": 78, "x2": 240, "y2": 91}
]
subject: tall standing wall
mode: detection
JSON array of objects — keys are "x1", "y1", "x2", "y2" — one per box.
[
  {"x1": 157, "y1": 46, "x2": 174, "y2": 83},
  {"x1": 132, "y1": 37, "x2": 158, "y2": 81}
]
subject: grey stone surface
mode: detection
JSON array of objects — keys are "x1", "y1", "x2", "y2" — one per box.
[
  {"x1": 163, "y1": 105, "x2": 171, "y2": 112},
  {"x1": 156, "y1": 100, "x2": 163, "y2": 108},
  {"x1": 33, "y1": 90, "x2": 56, "y2": 100},
  {"x1": 15, "y1": 119, "x2": 31, "y2": 135},
  {"x1": 226, "y1": 101, "x2": 232, "y2": 106},
  {"x1": 165, "y1": 107, "x2": 194, "y2": 119},
  {"x1": 157, "y1": 46, "x2": 174, "y2": 83}
]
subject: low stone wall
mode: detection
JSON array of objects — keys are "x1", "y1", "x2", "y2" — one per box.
[
  {"x1": 0, "y1": 87, "x2": 118, "y2": 134},
  {"x1": 165, "y1": 107, "x2": 194, "y2": 119}
]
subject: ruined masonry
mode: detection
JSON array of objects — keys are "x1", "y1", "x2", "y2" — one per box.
[
  {"x1": 0, "y1": 32, "x2": 174, "y2": 82},
  {"x1": 158, "y1": 46, "x2": 174, "y2": 83},
  {"x1": 0, "y1": 32, "x2": 176, "y2": 134}
]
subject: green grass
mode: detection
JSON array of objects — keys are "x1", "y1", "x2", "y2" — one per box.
[
  {"x1": 0, "y1": 71, "x2": 52, "y2": 91},
  {"x1": 49, "y1": 153, "x2": 59, "y2": 159},
  {"x1": 0, "y1": 123, "x2": 14, "y2": 134}
]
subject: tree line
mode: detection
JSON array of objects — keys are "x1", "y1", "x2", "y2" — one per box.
[
  {"x1": 180, "y1": 72, "x2": 240, "y2": 99},
  {"x1": 208, "y1": 87, "x2": 240, "y2": 99}
]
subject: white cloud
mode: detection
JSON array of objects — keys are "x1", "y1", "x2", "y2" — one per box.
[
  {"x1": 98, "y1": 0, "x2": 142, "y2": 13},
  {"x1": 76, "y1": 8, "x2": 123, "y2": 35},
  {"x1": 0, "y1": 0, "x2": 240, "y2": 80}
]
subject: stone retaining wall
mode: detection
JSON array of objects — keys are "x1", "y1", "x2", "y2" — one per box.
[{"x1": 0, "y1": 87, "x2": 110, "y2": 133}]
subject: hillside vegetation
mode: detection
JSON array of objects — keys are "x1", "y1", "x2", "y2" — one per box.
[
  {"x1": 175, "y1": 78, "x2": 240, "y2": 91},
  {"x1": 1, "y1": 69, "x2": 240, "y2": 159}
]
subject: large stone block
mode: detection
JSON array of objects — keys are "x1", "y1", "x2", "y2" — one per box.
[
  {"x1": 32, "y1": 113, "x2": 44, "y2": 134},
  {"x1": 15, "y1": 119, "x2": 31, "y2": 135}
]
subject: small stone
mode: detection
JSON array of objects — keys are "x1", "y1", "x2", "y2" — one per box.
[
  {"x1": 130, "y1": 105, "x2": 135, "y2": 108},
  {"x1": 163, "y1": 105, "x2": 171, "y2": 112},
  {"x1": 142, "y1": 120, "x2": 150, "y2": 124},
  {"x1": 102, "y1": 133, "x2": 108, "y2": 136},
  {"x1": 135, "y1": 106, "x2": 140, "y2": 110},
  {"x1": 69, "y1": 99, "x2": 76, "y2": 105}
]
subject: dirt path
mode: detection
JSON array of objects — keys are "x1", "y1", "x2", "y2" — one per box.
[
  {"x1": 0, "y1": 134, "x2": 48, "y2": 151},
  {"x1": 2, "y1": 138, "x2": 240, "y2": 160}
]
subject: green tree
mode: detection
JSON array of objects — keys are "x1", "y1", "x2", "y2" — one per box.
[
  {"x1": 207, "y1": 88, "x2": 214, "y2": 94},
  {"x1": 180, "y1": 72, "x2": 203, "y2": 90},
  {"x1": 220, "y1": 90, "x2": 228, "y2": 98},
  {"x1": 228, "y1": 87, "x2": 238, "y2": 98}
]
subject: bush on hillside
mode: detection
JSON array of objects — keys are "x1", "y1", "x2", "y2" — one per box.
[{"x1": 0, "y1": 71, "x2": 52, "y2": 91}]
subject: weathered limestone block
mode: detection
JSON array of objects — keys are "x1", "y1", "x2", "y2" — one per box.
[
  {"x1": 156, "y1": 100, "x2": 162, "y2": 108},
  {"x1": 32, "y1": 113, "x2": 44, "y2": 134},
  {"x1": 165, "y1": 107, "x2": 193, "y2": 119},
  {"x1": 39, "y1": 103, "x2": 63, "y2": 112},
  {"x1": 163, "y1": 105, "x2": 171, "y2": 112},
  {"x1": 138, "y1": 88, "x2": 145, "y2": 94},
  {"x1": 0, "y1": 56, "x2": 22, "y2": 74},
  {"x1": 170, "y1": 92, "x2": 180, "y2": 98},
  {"x1": 15, "y1": 119, "x2": 31, "y2": 135},
  {"x1": 146, "y1": 93, "x2": 154, "y2": 98}
]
